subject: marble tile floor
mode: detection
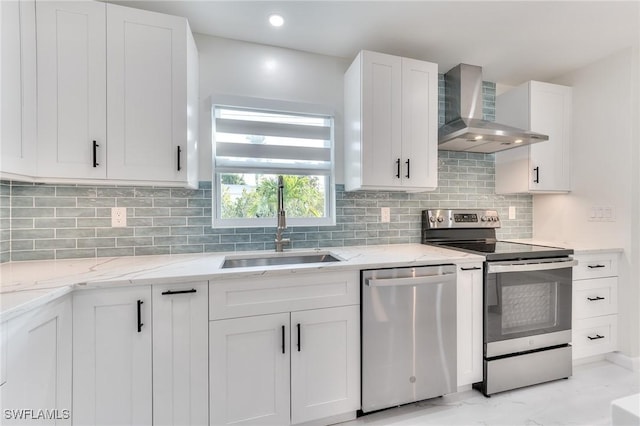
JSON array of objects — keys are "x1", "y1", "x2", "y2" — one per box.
[{"x1": 342, "y1": 361, "x2": 640, "y2": 426}]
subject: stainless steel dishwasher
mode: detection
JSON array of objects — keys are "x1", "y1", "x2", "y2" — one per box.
[{"x1": 361, "y1": 264, "x2": 457, "y2": 414}]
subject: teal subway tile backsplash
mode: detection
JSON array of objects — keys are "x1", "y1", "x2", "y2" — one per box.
[
  {"x1": 0, "y1": 77, "x2": 532, "y2": 262},
  {"x1": 2, "y1": 161, "x2": 533, "y2": 263}
]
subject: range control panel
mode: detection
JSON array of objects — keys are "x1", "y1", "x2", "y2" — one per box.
[{"x1": 422, "y1": 209, "x2": 501, "y2": 229}]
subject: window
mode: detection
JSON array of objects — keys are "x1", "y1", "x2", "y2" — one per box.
[{"x1": 212, "y1": 101, "x2": 335, "y2": 228}]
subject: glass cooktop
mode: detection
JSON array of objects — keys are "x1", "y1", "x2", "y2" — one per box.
[{"x1": 434, "y1": 240, "x2": 572, "y2": 261}]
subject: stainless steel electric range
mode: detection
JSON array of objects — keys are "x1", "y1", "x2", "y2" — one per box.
[{"x1": 422, "y1": 209, "x2": 577, "y2": 396}]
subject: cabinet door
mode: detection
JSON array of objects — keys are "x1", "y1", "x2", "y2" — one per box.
[
  {"x1": 529, "y1": 82, "x2": 572, "y2": 191},
  {"x1": 152, "y1": 282, "x2": 208, "y2": 426},
  {"x1": 73, "y1": 287, "x2": 152, "y2": 426},
  {"x1": 210, "y1": 313, "x2": 290, "y2": 426},
  {"x1": 361, "y1": 51, "x2": 403, "y2": 189},
  {"x1": 401, "y1": 57, "x2": 438, "y2": 190},
  {"x1": 291, "y1": 306, "x2": 360, "y2": 424},
  {"x1": 106, "y1": 4, "x2": 187, "y2": 183},
  {"x1": 1, "y1": 297, "x2": 72, "y2": 425},
  {"x1": 1, "y1": 0, "x2": 36, "y2": 178},
  {"x1": 456, "y1": 263, "x2": 483, "y2": 387},
  {"x1": 36, "y1": 0, "x2": 107, "y2": 179}
]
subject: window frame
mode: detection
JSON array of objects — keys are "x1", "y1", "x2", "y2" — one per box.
[{"x1": 211, "y1": 95, "x2": 336, "y2": 229}]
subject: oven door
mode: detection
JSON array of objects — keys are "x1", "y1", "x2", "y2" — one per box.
[{"x1": 484, "y1": 257, "x2": 577, "y2": 358}]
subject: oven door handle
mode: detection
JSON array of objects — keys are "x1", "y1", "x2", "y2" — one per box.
[
  {"x1": 487, "y1": 259, "x2": 578, "y2": 274},
  {"x1": 366, "y1": 272, "x2": 456, "y2": 287}
]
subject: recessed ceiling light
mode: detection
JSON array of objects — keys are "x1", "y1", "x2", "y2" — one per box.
[
  {"x1": 514, "y1": 139, "x2": 523, "y2": 144},
  {"x1": 474, "y1": 135, "x2": 483, "y2": 140},
  {"x1": 269, "y1": 14, "x2": 284, "y2": 27}
]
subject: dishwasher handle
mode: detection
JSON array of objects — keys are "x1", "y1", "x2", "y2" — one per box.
[{"x1": 366, "y1": 272, "x2": 456, "y2": 287}]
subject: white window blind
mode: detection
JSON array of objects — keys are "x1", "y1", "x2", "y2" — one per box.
[{"x1": 213, "y1": 107, "x2": 333, "y2": 175}]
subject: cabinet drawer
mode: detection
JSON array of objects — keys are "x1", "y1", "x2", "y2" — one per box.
[
  {"x1": 209, "y1": 270, "x2": 359, "y2": 320},
  {"x1": 573, "y1": 253, "x2": 618, "y2": 280},
  {"x1": 573, "y1": 277, "x2": 617, "y2": 319},
  {"x1": 572, "y1": 315, "x2": 617, "y2": 359}
]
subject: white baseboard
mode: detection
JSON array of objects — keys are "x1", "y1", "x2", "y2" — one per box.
[{"x1": 606, "y1": 351, "x2": 640, "y2": 372}]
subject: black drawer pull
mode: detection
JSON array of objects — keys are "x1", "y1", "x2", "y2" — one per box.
[
  {"x1": 460, "y1": 266, "x2": 482, "y2": 271},
  {"x1": 587, "y1": 264, "x2": 606, "y2": 269},
  {"x1": 587, "y1": 296, "x2": 605, "y2": 301},
  {"x1": 177, "y1": 146, "x2": 182, "y2": 171},
  {"x1": 161, "y1": 288, "x2": 197, "y2": 296},
  {"x1": 395, "y1": 158, "x2": 401, "y2": 179},
  {"x1": 281, "y1": 325, "x2": 285, "y2": 354},
  {"x1": 405, "y1": 158, "x2": 410, "y2": 179},
  {"x1": 93, "y1": 140, "x2": 99, "y2": 167},
  {"x1": 297, "y1": 323, "x2": 301, "y2": 352},
  {"x1": 137, "y1": 300, "x2": 144, "y2": 333},
  {"x1": 533, "y1": 166, "x2": 539, "y2": 183},
  {"x1": 587, "y1": 334, "x2": 604, "y2": 341}
]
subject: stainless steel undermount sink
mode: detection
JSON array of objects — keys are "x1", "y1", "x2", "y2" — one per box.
[{"x1": 221, "y1": 251, "x2": 341, "y2": 269}]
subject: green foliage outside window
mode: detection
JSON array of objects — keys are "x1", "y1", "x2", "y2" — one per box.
[{"x1": 221, "y1": 175, "x2": 325, "y2": 219}]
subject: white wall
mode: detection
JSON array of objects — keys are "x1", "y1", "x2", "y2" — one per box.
[
  {"x1": 533, "y1": 47, "x2": 640, "y2": 358},
  {"x1": 193, "y1": 33, "x2": 350, "y2": 182}
]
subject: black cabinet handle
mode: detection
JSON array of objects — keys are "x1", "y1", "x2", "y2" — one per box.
[
  {"x1": 395, "y1": 158, "x2": 401, "y2": 179},
  {"x1": 161, "y1": 288, "x2": 197, "y2": 296},
  {"x1": 587, "y1": 334, "x2": 604, "y2": 341},
  {"x1": 137, "y1": 300, "x2": 144, "y2": 333},
  {"x1": 297, "y1": 323, "x2": 301, "y2": 352},
  {"x1": 177, "y1": 146, "x2": 182, "y2": 171},
  {"x1": 281, "y1": 325, "x2": 285, "y2": 354},
  {"x1": 587, "y1": 296, "x2": 605, "y2": 301},
  {"x1": 533, "y1": 166, "x2": 539, "y2": 183},
  {"x1": 93, "y1": 141, "x2": 99, "y2": 167},
  {"x1": 588, "y1": 264, "x2": 606, "y2": 269},
  {"x1": 405, "y1": 159, "x2": 410, "y2": 179},
  {"x1": 461, "y1": 266, "x2": 482, "y2": 271}
]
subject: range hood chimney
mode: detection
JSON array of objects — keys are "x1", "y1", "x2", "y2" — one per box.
[{"x1": 438, "y1": 64, "x2": 548, "y2": 153}]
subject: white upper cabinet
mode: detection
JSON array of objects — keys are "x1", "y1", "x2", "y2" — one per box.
[
  {"x1": 106, "y1": 5, "x2": 196, "y2": 185},
  {"x1": 1, "y1": 0, "x2": 37, "y2": 179},
  {"x1": 16, "y1": 1, "x2": 198, "y2": 187},
  {"x1": 36, "y1": 0, "x2": 107, "y2": 180},
  {"x1": 344, "y1": 50, "x2": 438, "y2": 191},
  {"x1": 495, "y1": 81, "x2": 572, "y2": 193}
]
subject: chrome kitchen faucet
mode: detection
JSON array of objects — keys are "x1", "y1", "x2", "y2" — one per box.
[{"x1": 275, "y1": 176, "x2": 290, "y2": 252}]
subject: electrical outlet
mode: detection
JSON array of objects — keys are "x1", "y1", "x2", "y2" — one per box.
[
  {"x1": 380, "y1": 207, "x2": 391, "y2": 223},
  {"x1": 508, "y1": 206, "x2": 516, "y2": 220},
  {"x1": 111, "y1": 207, "x2": 127, "y2": 228}
]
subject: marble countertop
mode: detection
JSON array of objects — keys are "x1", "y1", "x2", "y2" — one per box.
[{"x1": 0, "y1": 243, "x2": 483, "y2": 322}]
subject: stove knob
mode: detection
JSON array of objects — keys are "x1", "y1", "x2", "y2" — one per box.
[
  {"x1": 437, "y1": 216, "x2": 444, "y2": 223},
  {"x1": 481, "y1": 216, "x2": 488, "y2": 222},
  {"x1": 429, "y1": 216, "x2": 436, "y2": 223}
]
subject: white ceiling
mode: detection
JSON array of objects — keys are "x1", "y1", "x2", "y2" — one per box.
[{"x1": 111, "y1": 0, "x2": 640, "y2": 85}]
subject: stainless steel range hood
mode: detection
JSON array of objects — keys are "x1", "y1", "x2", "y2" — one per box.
[{"x1": 438, "y1": 64, "x2": 548, "y2": 153}]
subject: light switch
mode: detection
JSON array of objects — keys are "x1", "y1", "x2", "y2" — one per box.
[{"x1": 508, "y1": 206, "x2": 516, "y2": 220}]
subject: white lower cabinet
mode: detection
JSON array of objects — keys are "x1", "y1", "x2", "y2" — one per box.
[
  {"x1": 73, "y1": 286, "x2": 153, "y2": 426},
  {"x1": 290, "y1": 306, "x2": 360, "y2": 424},
  {"x1": 210, "y1": 305, "x2": 360, "y2": 426},
  {"x1": 73, "y1": 282, "x2": 209, "y2": 426},
  {"x1": 210, "y1": 313, "x2": 291, "y2": 426},
  {"x1": 0, "y1": 296, "x2": 72, "y2": 425},
  {"x1": 153, "y1": 282, "x2": 209, "y2": 426},
  {"x1": 572, "y1": 251, "x2": 620, "y2": 360},
  {"x1": 456, "y1": 262, "x2": 483, "y2": 387}
]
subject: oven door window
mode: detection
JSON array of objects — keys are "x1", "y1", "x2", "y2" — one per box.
[{"x1": 485, "y1": 267, "x2": 572, "y2": 343}]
